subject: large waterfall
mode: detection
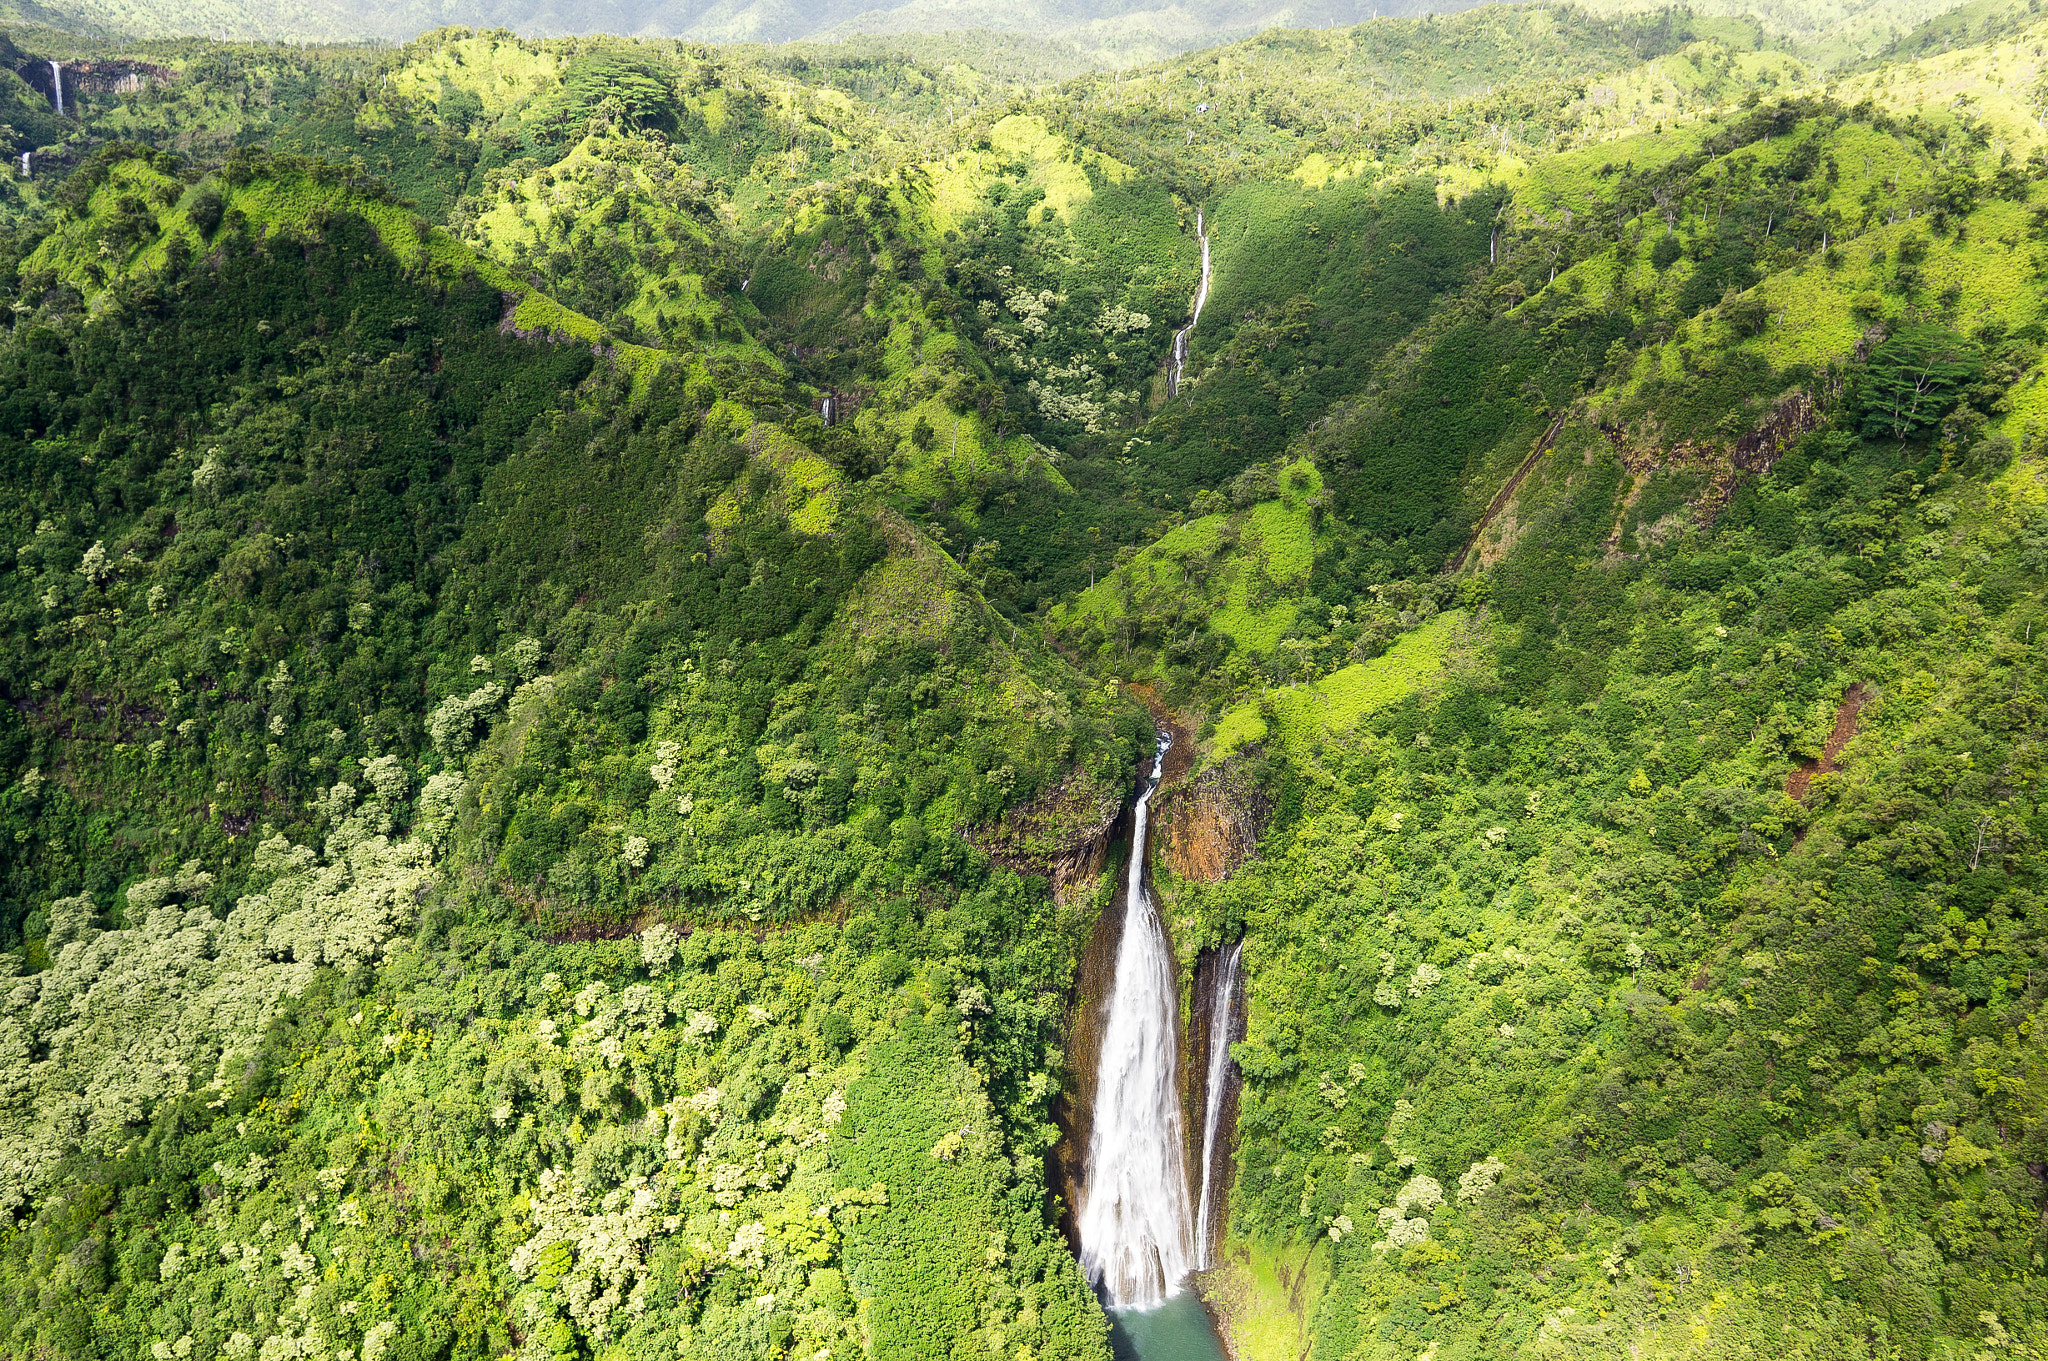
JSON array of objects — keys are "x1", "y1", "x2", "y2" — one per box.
[
  {"x1": 1168, "y1": 212, "x2": 1211, "y2": 397},
  {"x1": 1193, "y1": 939, "x2": 1243, "y2": 1269},
  {"x1": 49, "y1": 61, "x2": 62, "y2": 118},
  {"x1": 1077, "y1": 732, "x2": 1195, "y2": 1311}
]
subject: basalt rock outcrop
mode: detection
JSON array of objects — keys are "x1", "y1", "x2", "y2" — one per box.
[
  {"x1": 965, "y1": 768, "x2": 1125, "y2": 904},
  {"x1": 1153, "y1": 757, "x2": 1268, "y2": 885},
  {"x1": 6, "y1": 49, "x2": 171, "y2": 111}
]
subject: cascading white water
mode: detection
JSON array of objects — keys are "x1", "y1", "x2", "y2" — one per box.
[
  {"x1": 1168, "y1": 212, "x2": 1211, "y2": 397},
  {"x1": 49, "y1": 61, "x2": 62, "y2": 118},
  {"x1": 1193, "y1": 939, "x2": 1243, "y2": 1270},
  {"x1": 1078, "y1": 732, "x2": 1194, "y2": 1311}
]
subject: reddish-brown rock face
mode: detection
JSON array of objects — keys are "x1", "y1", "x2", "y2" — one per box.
[{"x1": 1154, "y1": 761, "x2": 1268, "y2": 886}]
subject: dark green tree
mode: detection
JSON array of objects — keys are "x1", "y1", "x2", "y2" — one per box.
[{"x1": 1858, "y1": 324, "x2": 1982, "y2": 440}]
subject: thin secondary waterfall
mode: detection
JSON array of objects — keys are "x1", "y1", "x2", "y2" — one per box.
[
  {"x1": 1193, "y1": 938, "x2": 1243, "y2": 1269},
  {"x1": 1168, "y1": 212, "x2": 1211, "y2": 397},
  {"x1": 1078, "y1": 732, "x2": 1194, "y2": 1311},
  {"x1": 49, "y1": 61, "x2": 62, "y2": 117}
]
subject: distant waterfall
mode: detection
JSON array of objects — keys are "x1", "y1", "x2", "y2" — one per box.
[
  {"x1": 49, "y1": 61, "x2": 62, "y2": 117},
  {"x1": 1077, "y1": 732, "x2": 1194, "y2": 1311},
  {"x1": 1193, "y1": 939, "x2": 1243, "y2": 1269},
  {"x1": 1168, "y1": 211, "x2": 1211, "y2": 397}
]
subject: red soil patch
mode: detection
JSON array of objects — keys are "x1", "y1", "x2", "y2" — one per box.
[{"x1": 1786, "y1": 681, "x2": 1867, "y2": 800}]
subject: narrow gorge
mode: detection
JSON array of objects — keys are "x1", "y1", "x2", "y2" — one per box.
[
  {"x1": 1072, "y1": 731, "x2": 1246, "y2": 1360},
  {"x1": 1078, "y1": 732, "x2": 1192, "y2": 1312}
]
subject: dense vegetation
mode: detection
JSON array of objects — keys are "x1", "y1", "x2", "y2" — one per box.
[
  {"x1": 0, "y1": 2, "x2": 2045, "y2": 1360},
  {"x1": 1174, "y1": 413, "x2": 2048, "y2": 1357}
]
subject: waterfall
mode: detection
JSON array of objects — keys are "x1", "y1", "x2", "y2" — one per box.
[
  {"x1": 1078, "y1": 732, "x2": 1194, "y2": 1311},
  {"x1": 1193, "y1": 939, "x2": 1243, "y2": 1269},
  {"x1": 1168, "y1": 212, "x2": 1211, "y2": 397},
  {"x1": 49, "y1": 61, "x2": 62, "y2": 117}
]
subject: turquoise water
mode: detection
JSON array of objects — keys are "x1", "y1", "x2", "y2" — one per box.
[{"x1": 1107, "y1": 1291, "x2": 1231, "y2": 1361}]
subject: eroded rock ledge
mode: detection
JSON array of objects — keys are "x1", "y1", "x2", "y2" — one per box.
[{"x1": 964, "y1": 769, "x2": 1126, "y2": 903}]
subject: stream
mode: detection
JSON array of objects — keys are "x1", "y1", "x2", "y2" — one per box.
[
  {"x1": 1078, "y1": 731, "x2": 1238, "y2": 1361},
  {"x1": 1168, "y1": 211, "x2": 1211, "y2": 397}
]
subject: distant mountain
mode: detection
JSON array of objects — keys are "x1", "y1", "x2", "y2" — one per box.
[
  {"x1": 810, "y1": 0, "x2": 1482, "y2": 64},
  {"x1": 7, "y1": 0, "x2": 1471, "y2": 61}
]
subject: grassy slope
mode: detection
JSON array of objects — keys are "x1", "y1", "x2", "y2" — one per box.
[
  {"x1": 1068, "y1": 17, "x2": 2047, "y2": 725},
  {"x1": 1049, "y1": 457, "x2": 1324, "y2": 675},
  {"x1": 23, "y1": 150, "x2": 671, "y2": 377},
  {"x1": 1208, "y1": 610, "x2": 1466, "y2": 760},
  {"x1": 1179, "y1": 434, "x2": 2048, "y2": 1360}
]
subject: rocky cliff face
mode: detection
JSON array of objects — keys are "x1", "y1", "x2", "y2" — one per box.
[
  {"x1": 1045, "y1": 805, "x2": 1134, "y2": 1247},
  {"x1": 1185, "y1": 940, "x2": 1246, "y2": 1264},
  {"x1": 965, "y1": 768, "x2": 1125, "y2": 904},
  {"x1": 1154, "y1": 759, "x2": 1268, "y2": 885},
  {"x1": 6, "y1": 51, "x2": 172, "y2": 110},
  {"x1": 1048, "y1": 744, "x2": 1270, "y2": 1258}
]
